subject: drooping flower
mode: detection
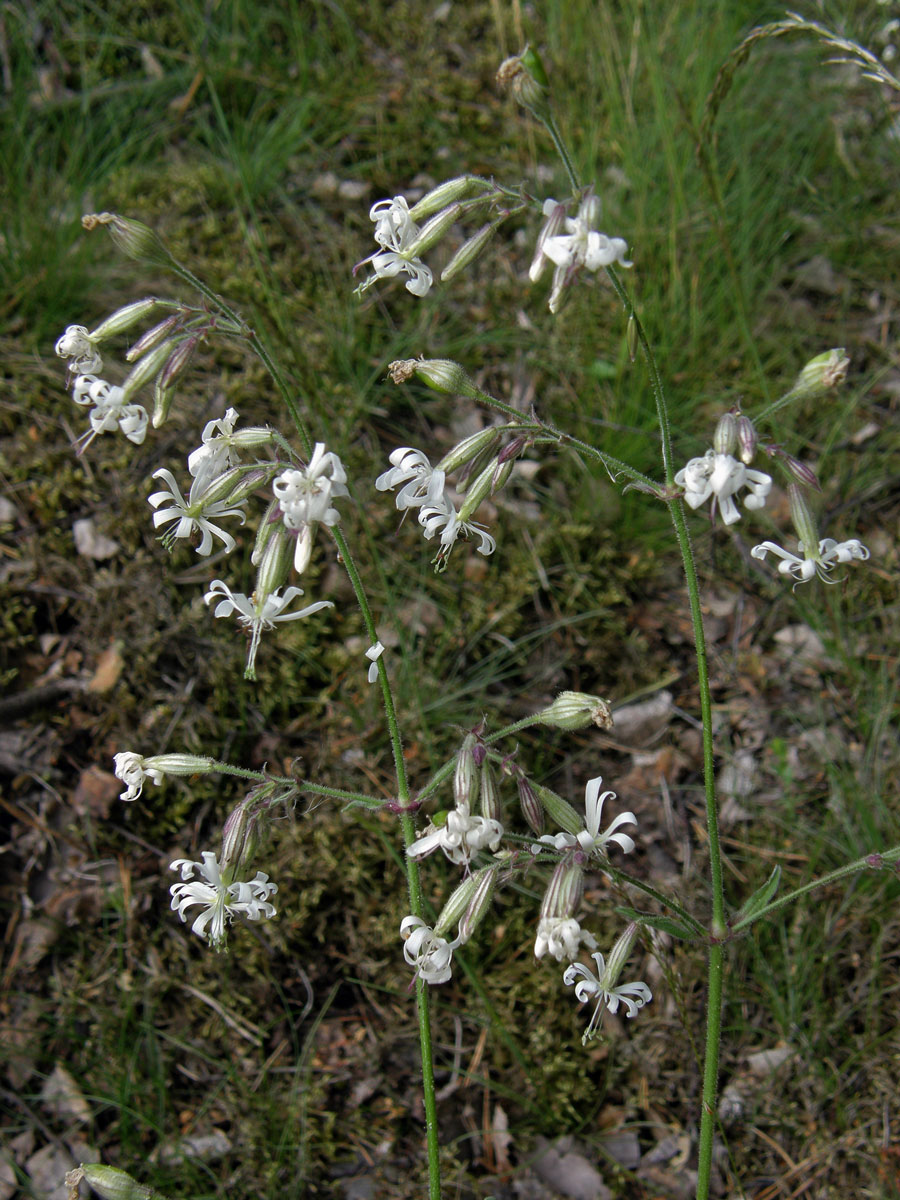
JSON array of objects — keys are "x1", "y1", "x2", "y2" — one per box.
[
  {"x1": 751, "y1": 536, "x2": 870, "y2": 584},
  {"x1": 407, "y1": 806, "x2": 504, "y2": 866},
  {"x1": 148, "y1": 468, "x2": 247, "y2": 555},
  {"x1": 113, "y1": 751, "x2": 215, "y2": 801},
  {"x1": 354, "y1": 196, "x2": 434, "y2": 297},
  {"x1": 418, "y1": 497, "x2": 497, "y2": 564},
  {"x1": 204, "y1": 579, "x2": 333, "y2": 680},
  {"x1": 375, "y1": 446, "x2": 448, "y2": 511},
  {"x1": 535, "y1": 775, "x2": 637, "y2": 858},
  {"x1": 674, "y1": 450, "x2": 772, "y2": 525},
  {"x1": 187, "y1": 407, "x2": 241, "y2": 487},
  {"x1": 534, "y1": 193, "x2": 632, "y2": 312},
  {"x1": 70, "y1": 373, "x2": 149, "y2": 452},
  {"x1": 365, "y1": 640, "x2": 385, "y2": 683},
  {"x1": 400, "y1": 915, "x2": 458, "y2": 985},
  {"x1": 535, "y1": 916, "x2": 598, "y2": 962},
  {"x1": 274, "y1": 445, "x2": 348, "y2": 529},
  {"x1": 563, "y1": 923, "x2": 651, "y2": 1042},
  {"x1": 56, "y1": 325, "x2": 103, "y2": 375},
  {"x1": 169, "y1": 850, "x2": 277, "y2": 950}
]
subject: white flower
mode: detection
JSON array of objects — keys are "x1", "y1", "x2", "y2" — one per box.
[
  {"x1": 674, "y1": 450, "x2": 772, "y2": 525},
  {"x1": 535, "y1": 916, "x2": 598, "y2": 962},
  {"x1": 187, "y1": 407, "x2": 241, "y2": 489},
  {"x1": 56, "y1": 325, "x2": 103, "y2": 375},
  {"x1": 751, "y1": 536, "x2": 870, "y2": 584},
  {"x1": 564, "y1": 949, "x2": 652, "y2": 1038},
  {"x1": 355, "y1": 196, "x2": 434, "y2": 297},
  {"x1": 169, "y1": 850, "x2": 277, "y2": 950},
  {"x1": 375, "y1": 447, "x2": 447, "y2": 511},
  {"x1": 113, "y1": 751, "x2": 164, "y2": 801},
  {"x1": 366, "y1": 640, "x2": 385, "y2": 682},
  {"x1": 418, "y1": 498, "x2": 496, "y2": 564},
  {"x1": 535, "y1": 194, "x2": 632, "y2": 313},
  {"x1": 204, "y1": 579, "x2": 333, "y2": 680},
  {"x1": 407, "y1": 806, "x2": 504, "y2": 866},
  {"x1": 148, "y1": 467, "x2": 246, "y2": 555},
  {"x1": 536, "y1": 776, "x2": 637, "y2": 858},
  {"x1": 70, "y1": 374, "x2": 148, "y2": 452},
  {"x1": 273, "y1": 444, "x2": 349, "y2": 529},
  {"x1": 400, "y1": 915, "x2": 458, "y2": 985}
]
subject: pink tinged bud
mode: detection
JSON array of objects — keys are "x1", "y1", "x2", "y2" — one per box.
[
  {"x1": 517, "y1": 775, "x2": 544, "y2": 835},
  {"x1": 736, "y1": 415, "x2": 758, "y2": 464},
  {"x1": 497, "y1": 435, "x2": 528, "y2": 466},
  {"x1": 776, "y1": 451, "x2": 822, "y2": 492},
  {"x1": 91, "y1": 297, "x2": 162, "y2": 344},
  {"x1": 788, "y1": 483, "x2": 820, "y2": 551},
  {"x1": 713, "y1": 412, "x2": 737, "y2": 456},
  {"x1": 158, "y1": 335, "x2": 198, "y2": 390}
]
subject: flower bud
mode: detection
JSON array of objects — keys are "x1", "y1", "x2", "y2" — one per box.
[
  {"x1": 540, "y1": 860, "x2": 584, "y2": 921},
  {"x1": 126, "y1": 313, "x2": 182, "y2": 362},
  {"x1": 626, "y1": 314, "x2": 638, "y2": 363},
  {"x1": 152, "y1": 375, "x2": 176, "y2": 428},
  {"x1": 713, "y1": 412, "x2": 737, "y2": 456},
  {"x1": 81, "y1": 213, "x2": 175, "y2": 268},
  {"x1": 408, "y1": 175, "x2": 493, "y2": 221},
  {"x1": 457, "y1": 865, "x2": 497, "y2": 943},
  {"x1": 788, "y1": 483, "x2": 820, "y2": 552},
  {"x1": 517, "y1": 775, "x2": 544, "y2": 835},
  {"x1": 90, "y1": 298, "x2": 162, "y2": 344},
  {"x1": 435, "y1": 865, "x2": 495, "y2": 941},
  {"x1": 255, "y1": 524, "x2": 293, "y2": 596},
  {"x1": 537, "y1": 691, "x2": 613, "y2": 731},
  {"x1": 221, "y1": 801, "x2": 260, "y2": 874},
  {"x1": 220, "y1": 466, "x2": 278, "y2": 506},
  {"x1": 436, "y1": 427, "x2": 502, "y2": 476},
  {"x1": 404, "y1": 203, "x2": 463, "y2": 258},
  {"x1": 440, "y1": 219, "x2": 502, "y2": 282},
  {"x1": 603, "y1": 921, "x2": 640, "y2": 985},
  {"x1": 251, "y1": 499, "x2": 282, "y2": 566},
  {"x1": 458, "y1": 458, "x2": 500, "y2": 523},
  {"x1": 479, "y1": 761, "x2": 501, "y2": 822},
  {"x1": 158, "y1": 335, "x2": 198, "y2": 390},
  {"x1": 773, "y1": 450, "x2": 821, "y2": 492},
  {"x1": 454, "y1": 732, "x2": 479, "y2": 809},
  {"x1": 121, "y1": 339, "x2": 177, "y2": 400},
  {"x1": 736, "y1": 414, "x2": 758, "y2": 464}
]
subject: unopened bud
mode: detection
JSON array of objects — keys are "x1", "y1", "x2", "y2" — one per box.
[
  {"x1": 437, "y1": 427, "x2": 502, "y2": 476},
  {"x1": 252, "y1": 499, "x2": 282, "y2": 566},
  {"x1": 255, "y1": 525, "x2": 293, "y2": 596},
  {"x1": 440, "y1": 220, "x2": 502, "y2": 282},
  {"x1": 126, "y1": 313, "x2": 182, "y2": 362},
  {"x1": 221, "y1": 801, "x2": 260, "y2": 873},
  {"x1": 408, "y1": 175, "x2": 493, "y2": 221},
  {"x1": 540, "y1": 860, "x2": 584, "y2": 920},
  {"x1": 479, "y1": 761, "x2": 501, "y2": 822},
  {"x1": 458, "y1": 458, "x2": 500, "y2": 523},
  {"x1": 435, "y1": 866, "x2": 493, "y2": 940},
  {"x1": 457, "y1": 865, "x2": 496, "y2": 943},
  {"x1": 626, "y1": 314, "x2": 638, "y2": 363},
  {"x1": 91, "y1": 298, "x2": 162, "y2": 344},
  {"x1": 454, "y1": 732, "x2": 479, "y2": 809},
  {"x1": 517, "y1": 775, "x2": 544, "y2": 835},
  {"x1": 788, "y1": 483, "x2": 820, "y2": 552},
  {"x1": 121, "y1": 339, "x2": 176, "y2": 400},
  {"x1": 158, "y1": 335, "x2": 198, "y2": 390},
  {"x1": 81, "y1": 213, "x2": 175, "y2": 268},
  {"x1": 773, "y1": 450, "x2": 821, "y2": 492},
  {"x1": 404, "y1": 204, "x2": 463, "y2": 258},
  {"x1": 713, "y1": 412, "x2": 737, "y2": 456},
  {"x1": 736, "y1": 414, "x2": 758, "y2": 464},
  {"x1": 604, "y1": 921, "x2": 640, "y2": 984},
  {"x1": 152, "y1": 375, "x2": 175, "y2": 428},
  {"x1": 221, "y1": 466, "x2": 278, "y2": 506},
  {"x1": 537, "y1": 691, "x2": 613, "y2": 731}
]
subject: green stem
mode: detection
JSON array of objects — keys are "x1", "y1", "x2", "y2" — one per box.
[
  {"x1": 732, "y1": 846, "x2": 900, "y2": 934},
  {"x1": 696, "y1": 943, "x2": 725, "y2": 1199}
]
